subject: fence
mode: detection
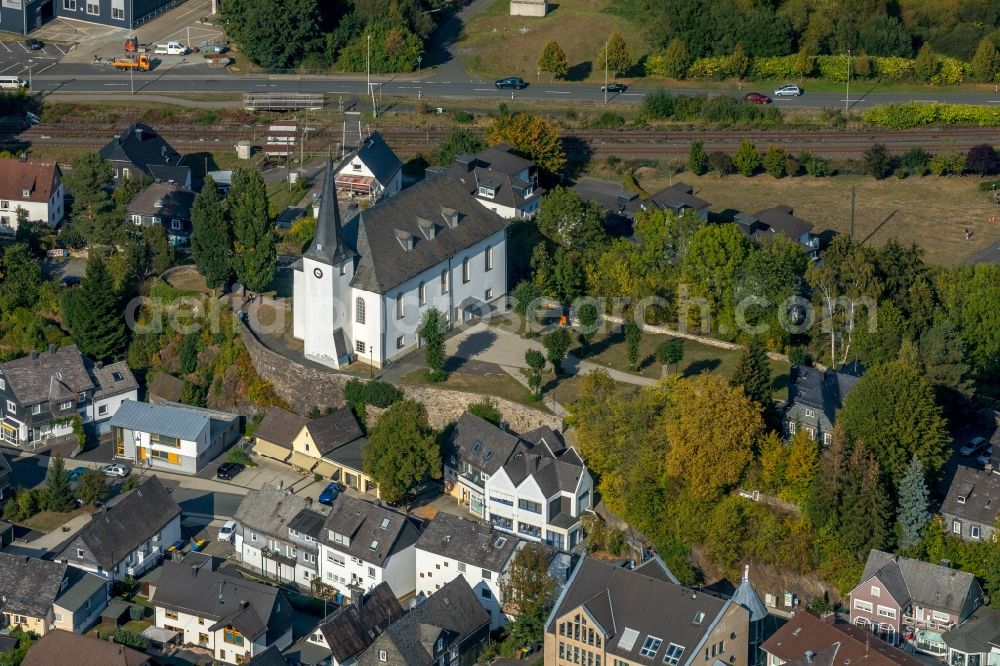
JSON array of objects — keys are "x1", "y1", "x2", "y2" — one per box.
[{"x1": 243, "y1": 93, "x2": 324, "y2": 112}]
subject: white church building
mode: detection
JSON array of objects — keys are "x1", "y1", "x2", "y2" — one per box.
[{"x1": 292, "y1": 157, "x2": 509, "y2": 369}]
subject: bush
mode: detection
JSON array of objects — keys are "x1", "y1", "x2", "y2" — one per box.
[
  {"x1": 688, "y1": 140, "x2": 708, "y2": 175},
  {"x1": 733, "y1": 140, "x2": 761, "y2": 176},
  {"x1": 978, "y1": 179, "x2": 1000, "y2": 192},
  {"x1": 893, "y1": 166, "x2": 908, "y2": 179},
  {"x1": 97, "y1": 628, "x2": 148, "y2": 651},
  {"x1": 453, "y1": 111, "x2": 473, "y2": 123},
  {"x1": 591, "y1": 111, "x2": 625, "y2": 129},
  {"x1": 863, "y1": 103, "x2": 1000, "y2": 129},
  {"x1": 863, "y1": 143, "x2": 894, "y2": 179},
  {"x1": 128, "y1": 605, "x2": 145, "y2": 621},
  {"x1": 708, "y1": 151, "x2": 733, "y2": 176},
  {"x1": 642, "y1": 89, "x2": 674, "y2": 119},
  {"x1": 343, "y1": 378, "x2": 403, "y2": 409},
  {"x1": 763, "y1": 145, "x2": 788, "y2": 178},
  {"x1": 227, "y1": 446, "x2": 257, "y2": 468},
  {"x1": 900, "y1": 147, "x2": 931, "y2": 174},
  {"x1": 799, "y1": 151, "x2": 832, "y2": 177},
  {"x1": 929, "y1": 151, "x2": 966, "y2": 176},
  {"x1": 965, "y1": 144, "x2": 1000, "y2": 176}
]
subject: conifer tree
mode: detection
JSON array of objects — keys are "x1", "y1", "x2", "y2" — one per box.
[
  {"x1": 731, "y1": 338, "x2": 777, "y2": 429},
  {"x1": 191, "y1": 176, "x2": 231, "y2": 289},
  {"x1": 45, "y1": 455, "x2": 76, "y2": 513},
  {"x1": 62, "y1": 254, "x2": 128, "y2": 361},
  {"x1": 897, "y1": 454, "x2": 931, "y2": 550},
  {"x1": 229, "y1": 168, "x2": 276, "y2": 292}
]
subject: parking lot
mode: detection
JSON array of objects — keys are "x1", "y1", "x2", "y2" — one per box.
[{"x1": 0, "y1": 38, "x2": 67, "y2": 79}]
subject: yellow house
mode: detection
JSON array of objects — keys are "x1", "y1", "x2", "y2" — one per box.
[
  {"x1": 294, "y1": 407, "x2": 379, "y2": 498},
  {"x1": 0, "y1": 553, "x2": 108, "y2": 637},
  {"x1": 252, "y1": 407, "x2": 308, "y2": 463}
]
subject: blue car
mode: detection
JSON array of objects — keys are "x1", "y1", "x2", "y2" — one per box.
[
  {"x1": 318, "y1": 482, "x2": 343, "y2": 505},
  {"x1": 66, "y1": 466, "x2": 88, "y2": 482}
]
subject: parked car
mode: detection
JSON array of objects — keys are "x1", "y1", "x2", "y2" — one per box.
[
  {"x1": 199, "y1": 40, "x2": 228, "y2": 54},
  {"x1": 153, "y1": 41, "x2": 189, "y2": 55},
  {"x1": 959, "y1": 436, "x2": 987, "y2": 456},
  {"x1": 774, "y1": 84, "x2": 802, "y2": 97},
  {"x1": 217, "y1": 520, "x2": 237, "y2": 542},
  {"x1": 977, "y1": 447, "x2": 993, "y2": 467},
  {"x1": 318, "y1": 482, "x2": 344, "y2": 505},
  {"x1": 66, "y1": 466, "x2": 88, "y2": 482},
  {"x1": 216, "y1": 462, "x2": 244, "y2": 480},
  {"x1": 744, "y1": 92, "x2": 771, "y2": 104},
  {"x1": 601, "y1": 82, "x2": 627, "y2": 93},
  {"x1": 24, "y1": 39, "x2": 43, "y2": 50},
  {"x1": 102, "y1": 463, "x2": 129, "y2": 478},
  {"x1": 495, "y1": 76, "x2": 526, "y2": 90}
]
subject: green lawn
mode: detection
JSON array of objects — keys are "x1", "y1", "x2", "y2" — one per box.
[
  {"x1": 20, "y1": 506, "x2": 89, "y2": 533},
  {"x1": 400, "y1": 366, "x2": 550, "y2": 411}
]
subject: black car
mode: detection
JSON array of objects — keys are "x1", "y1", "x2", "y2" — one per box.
[
  {"x1": 601, "y1": 82, "x2": 627, "y2": 93},
  {"x1": 216, "y1": 462, "x2": 244, "y2": 480},
  {"x1": 495, "y1": 76, "x2": 526, "y2": 90},
  {"x1": 24, "y1": 39, "x2": 43, "y2": 50}
]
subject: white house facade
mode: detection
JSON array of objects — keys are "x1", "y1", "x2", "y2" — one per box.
[
  {"x1": 0, "y1": 158, "x2": 64, "y2": 231},
  {"x1": 335, "y1": 131, "x2": 403, "y2": 202}
]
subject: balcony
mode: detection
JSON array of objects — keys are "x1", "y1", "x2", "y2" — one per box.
[
  {"x1": 126, "y1": 546, "x2": 161, "y2": 577},
  {"x1": 903, "y1": 614, "x2": 954, "y2": 632},
  {"x1": 459, "y1": 470, "x2": 487, "y2": 491}
]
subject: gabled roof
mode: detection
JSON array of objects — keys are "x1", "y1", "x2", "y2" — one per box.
[
  {"x1": 246, "y1": 645, "x2": 287, "y2": 666},
  {"x1": 941, "y1": 465, "x2": 1000, "y2": 528},
  {"x1": 320, "y1": 582, "x2": 405, "y2": 662},
  {"x1": 255, "y1": 407, "x2": 308, "y2": 450},
  {"x1": 85, "y1": 359, "x2": 138, "y2": 401},
  {"x1": 572, "y1": 177, "x2": 638, "y2": 217},
  {"x1": 126, "y1": 181, "x2": 196, "y2": 219},
  {"x1": 471, "y1": 145, "x2": 533, "y2": 176},
  {"x1": 502, "y1": 448, "x2": 584, "y2": 497},
  {"x1": 321, "y1": 495, "x2": 421, "y2": 567},
  {"x1": 761, "y1": 611, "x2": 924, "y2": 666},
  {"x1": 0, "y1": 344, "x2": 94, "y2": 406},
  {"x1": 306, "y1": 406, "x2": 364, "y2": 456},
  {"x1": 0, "y1": 158, "x2": 60, "y2": 204},
  {"x1": 786, "y1": 364, "x2": 862, "y2": 425},
  {"x1": 345, "y1": 174, "x2": 507, "y2": 294},
  {"x1": 153, "y1": 560, "x2": 292, "y2": 642},
  {"x1": 109, "y1": 399, "x2": 209, "y2": 441},
  {"x1": 352, "y1": 131, "x2": 403, "y2": 186},
  {"x1": 858, "y1": 549, "x2": 983, "y2": 615},
  {"x1": 22, "y1": 629, "x2": 149, "y2": 666},
  {"x1": 415, "y1": 512, "x2": 520, "y2": 572},
  {"x1": 735, "y1": 204, "x2": 814, "y2": 244},
  {"x1": 99, "y1": 123, "x2": 187, "y2": 181},
  {"x1": 304, "y1": 156, "x2": 357, "y2": 266},
  {"x1": 442, "y1": 162, "x2": 544, "y2": 211},
  {"x1": 642, "y1": 181, "x2": 709, "y2": 214},
  {"x1": 234, "y1": 485, "x2": 330, "y2": 540},
  {"x1": 447, "y1": 412, "x2": 521, "y2": 476},
  {"x1": 58, "y1": 476, "x2": 180, "y2": 570},
  {"x1": 147, "y1": 372, "x2": 185, "y2": 403},
  {"x1": 943, "y1": 607, "x2": 1000, "y2": 654},
  {"x1": 0, "y1": 552, "x2": 67, "y2": 617}
]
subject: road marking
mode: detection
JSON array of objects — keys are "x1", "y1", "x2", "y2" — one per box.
[
  {"x1": 620, "y1": 92, "x2": 643, "y2": 96},
  {"x1": 545, "y1": 90, "x2": 571, "y2": 94},
  {"x1": 473, "y1": 88, "x2": 493, "y2": 91},
  {"x1": 54, "y1": 44, "x2": 67, "y2": 54},
  {"x1": 0, "y1": 64, "x2": 18, "y2": 73},
  {"x1": 912, "y1": 100, "x2": 938, "y2": 103},
  {"x1": 35, "y1": 63, "x2": 55, "y2": 74},
  {"x1": 988, "y1": 100, "x2": 1000, "y2": 103},
  {"x1": 18, "y1": 43, "x2": 29, "y2": 53},
  {"x1": 0, "y1": 42, "x2": 10, "y2": 53},
  {"x1": 103, "y1": 83, "x2": 127, "y2": 86}
]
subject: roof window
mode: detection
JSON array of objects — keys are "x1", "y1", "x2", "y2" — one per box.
[
  {"x1": 370, "y1": 539, "x2": 379, "y2": 550},
  {"x1": 380, "y1": 518, "x2": 391, "y2": 530}
]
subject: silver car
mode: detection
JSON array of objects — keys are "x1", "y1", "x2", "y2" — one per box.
[
  {"x1": 977, "y1": 447, "x2": 993, "y2": 467},
  {"x1": 774, "y1": 84, "x2": 802, "y2": 97}
]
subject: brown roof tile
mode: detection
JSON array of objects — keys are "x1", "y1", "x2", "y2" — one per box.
[
  {"x1": 21, "y1": 629, "x2": 149, "y2": 666},
  {"x1": 0, "y1": 158, "x2": 60, "y2": 205}
]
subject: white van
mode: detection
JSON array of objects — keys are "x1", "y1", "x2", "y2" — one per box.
[
  {"x1": 0, "y1": 76, "x2": 28, "y2": 90},
  {"x1": 153, "y1": 41, "x2": 189, "y2": 55}
]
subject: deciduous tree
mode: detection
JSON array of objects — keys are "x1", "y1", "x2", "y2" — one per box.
[
  {"x1": 524, "y1": 348, "x2": 545, "y2": 396},
  {"x1": 191, "y1": 176, "x2": 231, "y2": 290},
  {"x1": 598, "y1": 32, "x2": 632, "y2": 76},
  {"x1": 534, "y1": 186, "x2": 607, "y2": 254},
  {"x1": 623, "y1": 320, "x2": 642, "y2": 371},
  {"x1": 733, "y1": 139, "x2": 761, "y2": 176},
  {"x1": 538, "y1": 40, "x2": 569, "y2": 79},
  {"x1": 971, "y1": 37, "x2": 1000, "y2": 83},
  {"x1": 228, "y1": 167, "x2": 276, "y2": 293},
  {"x1": 434, "y1": 128, "x2": 483, "y2": 166},
  {"x1": 656, "y1": 338, "x2": 684, "y2": 374},
  {"x1": 487, "y1": 112, "x2": 565, "y2": 175},
  {"x1": 863, "y1": 143, "x2": 893, "y2": 179},
  {"x1": 914, "y1": 42, "x2": 938, "y2": 82},
  {"x1": 363, "y1": 400, "x2": 441, "y2": 504},
  {"x1": 78, "y1": 468, "x2": 108, "y2": 507},
  {"x1": 687, "y1": 140, "x2": 708, "y2": 175},
  {"x1": 661, "y1": 38, "x2": 690, "y2": 79},
  {"x1": 543, "y1": 327, "x2": 572, "y2": 374},
  {"x1": 965, "y1": 143, "x2": 1000, "y2": 176},
  {"x1": 0, "y1": 244, "x2": 41, "y2": 313},
  {"x1": 500, "y1": 544, "x2": 557, "y2": 651},
  {"x1": 782, "y1": 430, "x2": 819, "y2": 505}
]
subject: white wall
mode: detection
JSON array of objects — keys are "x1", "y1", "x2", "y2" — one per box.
[
  {"x1": 349, "y1": 287, "x2": 385, "y2": 367},
  {"x1": 338, "y1": 158, "x2": 401, "y2": 201},
  {"x1": 319, "y1": 541, "x2": 385, "y2": 594},
  {"x1": 70, "y1": 516, "x2": 181, "y2": 581},
  {"x1": 299, "y1": 255, "x2": 354, "y2": 367},
  {"x1": 415, "y1": 548, "x2": 506, "y2": 630},
  {"x1": 382, "y1": 544, "x2": 416, "y2": 600},
  {"x1": 85, "y1": 389, "x2": 137, "y2": 424},
  {"x1": 0, "y1": 181, "x2": 64, "y2": 230}
]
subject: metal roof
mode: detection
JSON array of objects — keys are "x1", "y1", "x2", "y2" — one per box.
[{"x1": 109, "y1": 399, "x2": 209, "y2": 441}]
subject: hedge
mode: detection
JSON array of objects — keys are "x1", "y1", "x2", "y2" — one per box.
[{"x1": 863, "y1": 103, "x2": 1000, "y2": 129}]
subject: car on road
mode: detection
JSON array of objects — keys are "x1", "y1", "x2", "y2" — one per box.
[
  {"x1": 102, "y1": 463, "x2": 129, "y2": 478},
  {"x1": 216, "y1": 462, "x2": 244, "y2": 480},
  {"x1": 66, "y1": 466, "x2": 88, "y2": 482},
  {"x1": 977, "y1": 446, "x2": 993, "y2": 467},
  {"x1": 959, "y1": 436, "x2": 987, "y2": 456},
  {"x1": 495, "y1": 76, "x2": 526, "y2": 90},
  {"x1": 24, "y1": 39, "x2": 43, "y2": 50},
  {"x1": 601, "y1": 82, "x2": 627, "y2": 93},
  {"x1": 218, "y1": 520, "x2": 237, "y2": 542},
  {"x1": 774, "y1": 84, "x2": 802, "y2": 97},
  {"x1": 318, "y1": 482, "x2": 344, "y2": 505},
  {"x1": 744, "y1": 92, "x2": 771, "y2": 104}
]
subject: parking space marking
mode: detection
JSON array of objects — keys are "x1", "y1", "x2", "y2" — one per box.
[
  {"x1": 0, "y1": 63, "x2": 19, "y2": 73},
  {"x1": 0, "y1": 42, "x2": 10, "y2": 53},
  {"x1": 34, "y1": 63, "x2": 55, "y2": 74}
]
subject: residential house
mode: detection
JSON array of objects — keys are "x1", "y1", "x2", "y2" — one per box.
[
  {"x1": 355, "y1": 577, "x2": 491, "y2": 666},
  {"x1": 110, "y1": 399, "x2": 241, "y2": 475},
  {"x1": 444, "y1": 412, "x2": 522, "y2": 517},
  {"x1": 251, "y1": 406, "x2": 309, "y2": 463},
  {"x1": 0, "y1": 158, "x2": 64, "y2": 231},
  {"x1": 20, "y1": 629, "x2": 150, "y2": 666},
  {"x1": 0, "y1": 553, "x2": 108, "y2": 636},
  {"x1": 429, "y1": 144, "x2": 544, "y2": 219},
  {"x1": 0, "y1": 450, "x2": 10, "y2": 501},
  {"x1": 848, "y1": 549, "x2": 984, "y2": 656},
  {"x1": 941, "y1": 463, "x2": 1000, "y2": 543},
  {"x1": 572, "y1": 177, "x2": 640, "y2": 231},
  {"x1": 247, "y1": 645, "x2": 289, "y2": 666},
  {"x1": 297, "y1": 407, "x2": 377, "y2": 496},
  {"x1": 293, "y1": 157, "x2": 507, "y2": 369},
  {"x1": 335, "y1": 131, "x2": 403, "y2": 202},
  {"x1": 152, "y1": 556, "x2": 294, "y2": 664},
  {"x1": 509, "y1": 0, "x2": 547, "y2": 17},
  {"x1": 99, "y1": 123, "x2": 191, "y2": 188},
  {"x1": 56, "y1": 476, "x2": 182, "y2": 581},
  {"x1": 761, "y1": 610, "x2": 924, "y2": 666},
  {"x1": 543, "y1": 555, "x2": 751, "y2": 666},
  {"x1": 127, "y1": 181, "x2": 197, "y2": 247},
  {"x1": 634, "y1": 181, "x2": 710, "y2": 221},
  {"x1": 734, "y1": 205, "x2": 820, "y2": 259},
  {"x1": 414, "y1": 512, "x2": 522, "y2": 631},
  {"x1": 147, "y1": 372, "x2": 185, "y2": 404},
  {"x1": 233, "y1": 485, "x2": 332, "y2": 589},
  {"x1": 942, "y1": 607, "x2": 1000, "y2": 666},
  {"x1": 285, "y1": 581, "x2": 405, "y2": 666},
  {"x1": 318, "y1": 494, "x2": 421, "y2": 600},
  {"x1": 783, "y1": 363, "x2": 863, "y2": 445},
  {"x1": 0, "y1": 344, "x2": 138, "y2": 449}
]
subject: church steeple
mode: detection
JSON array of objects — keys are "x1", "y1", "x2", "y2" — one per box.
[{"x1": 304, "y1": 155, "x2": 356, "y2": 266}]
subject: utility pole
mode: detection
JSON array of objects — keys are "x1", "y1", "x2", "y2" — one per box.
[
  {"x1": 368, "y1": 34, "x2": 377, "y2": 119},
  {"x1": 130, "y1": 60, "x2": 134, "y2": 95},
  {"x1": 604, "y1": 41, "x2": 608, "y2": 105},
  {"x1": 850, "y1": 186, "x2": 856, "y2": 239},
  {"x1": 845, "y1": 49, "x2": 850, "y2": 113}
]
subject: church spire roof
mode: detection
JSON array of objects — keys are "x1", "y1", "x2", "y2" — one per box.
[
  {"x1": 304, "y1": 155, "x2": 356, "y2": 266},
  {"x1": 732, "y1": 565, "x2": 768, "y2": 623}
]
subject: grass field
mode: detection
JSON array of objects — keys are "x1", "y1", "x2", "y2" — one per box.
[
  {"x1": 21, "y1": 506, "x2": 89, "y2": 533},
  {"x1": 612, "y1": 169, "x2": 1000, "y2": 267},
  {"x1": 400, "y1": 365, "x2": 550, "y2": 410},
  {"x1": 459, "y1": 0, "x2": 651, "y2": 83}
]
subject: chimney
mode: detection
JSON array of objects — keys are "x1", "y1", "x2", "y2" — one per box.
[
  {"x1": 804, "y1": 650, "x2": 816, "y2": 663},
  {"x1": 192, "y1": 564, "x2": 199, "y2": 577},
  {"x1": 134, "y1": 127, "x2": 144, "y2": 139},
  {"x1": 96, "y1": 361, "x2": 104, "y2": 370},
  {"x1": 240, "y1": 600, "x2": 248, "y2": 609},
  {"x1": 48, "y1": 344, "x2": 57, "y2": 354},
  {"x1": 821, "y1": 611, "x2": 836, "y2": 624}
]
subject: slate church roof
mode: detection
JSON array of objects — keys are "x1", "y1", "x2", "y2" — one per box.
[{"x1": 305, "y1": 156, "x2": 357, "y2": 266}]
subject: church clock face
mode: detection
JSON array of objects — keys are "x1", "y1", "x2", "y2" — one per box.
[{"x1": 313, "y1": 268, "x2": 323, "y2": 279}]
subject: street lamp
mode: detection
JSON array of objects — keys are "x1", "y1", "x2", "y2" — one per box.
[
  {"x1": 603, "y1": 42, "x2": 608, "y2": 104},
  {"x1": 417, "y1": 55, "x2": 422, "y2": 70},
  {"x1": 845, "y1": 49, "x2": 851, "y2": 112},
  {"x1": 27, "y1": 59, "x2": 32, "y2": 89},
  {"x1": 367, "y1": 34, "x2": 378, "y2": 119}
]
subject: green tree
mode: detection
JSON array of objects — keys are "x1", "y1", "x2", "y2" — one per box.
[
  {"x1": 468, "y1": 397, "x2": 502, "y2": 426},
  {"x1": 914, "y1": 42, "x2": 938, "y2": 82},
  {"x1": 858, "y1": 15, "x2": 912, "y2": 57},
  {"x1": 535, "y1": 186, "x2": 607, "y2": 255},
  {"x1": 487, "y1": 112, "x2": 565, "y2": 175},
  {"x1": 510, "y1": 280, "x2": 542, "y2": 319},
  {"x1": 919, "y1": 318, "x2": 974, "y2": 409},
  {"x1": 122, "y1": 475, "x2": 140, "y2": 492},
  {"x1": 897, "y1": 454, "x2": 930, "y2": 551},
  {"x1": 228, "y1": 167, "x2": 276, "y2": 293},
  {"x1": 577, "y1": 302, "x2": 599, "y2": 344},
  {"x1": 525, "y1": 348, "x2": 546, "y2": 396},
  {"x1": 680, "y1": 224, "x2": 751, "y2": 331},
  {"x1": 419, "y1": 307, "x2": 447, "y2": 382},
  {"x1": 733, "y1": 139, "x2": 760, "y2": 177},
  {"x1": 543, "y1": 327, "x2": 572, "y2": 374},
  {"x1": 598, "y1": 32, "x2": 632, "y2": 76},
  {"x1": 661, "y1": 38, "x2": 690, "y2": 79},
  {"x1": 551, "y1": 247, "x2": 584, "y2": 306},
  {"x1": 971, "y1": 37, "x2": 1000, "y2": 83},
  {"x1": 363, "y1": 400, "x2": 441, "y2": 504},
  {"x1": 77, "y1": 468, "x2": 108, "y2": 507},
  {"x1": 762, "y1": 144, "x2": 788, "y2": 178},
  {"x1": 863, "y1": 143, "x2": 893, "y2": 179},
  {"x1": 433, "y1": 128, "x2": 483, "y2": 166},
  {"x1": 62, "y1": 254, "x2": 128, "y2": 361},
  {"x1": 782, "y1": 430, "x2": 819, "y2": 506},
  {"x1": 725, "y1": 43, "x2": 750, "y2": 78},
  {"x1": 191, "y1": 176, "x2": 231, "y2": 290},
  {"x1": 836, "y1": 444, "x2": 894, "y2": 559},
  {"x1": 538, "y1": 40, "x2": 569, "y2": 80},
  {"x1": 731, "y1": 338, "x2": 778, "y2": 429},
  {"x1": 223, "y1": 0, "x2": 322, "y2": 70},
  {"x1": 111, "y1": 173, "x2": 150, "y2": 212},
  {"x1": 143, "y1": 224, "x2": 175, "y2": 276},
  {"x1": 0, "y1": 244, "x2": 41, "y2": 313},
  {"x1": 656, "y1": 338, "x2": 684, "y2": 373},
  {"x1": 839, "y1": 359, "x2": 951, "y2": 485},
  {"x1": 708, "y1": 151, "x2": 733, "y2": 177},
  {"x1": 44, "y1": 455, "x2": 76, "y2": 513},
  {"x1": 65, "y1": 152, "x2": 119, "y2": 246},
  {"x1": 500, "y1": 544, "x2": 557, "y2": 651},
  {"x1": 687, "y1": 140, "x2": 708, "y2": 176},
  {"x1": 623, "y1": 320, "x2": 642, "y2": 371}
]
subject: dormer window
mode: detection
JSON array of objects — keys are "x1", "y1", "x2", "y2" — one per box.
[
  {"x1": 22, "y1": 189, "x2": 30, "y2": 198},
  {"x1": 957, "y1": 495, "x2": 966, "y2": 504},
  {"x1": 478, "y1": 185, "x2": 495, "y2": 199},
  {"x1": 370, "y1": 539, "x2": 379, "y2": 550},
  {"x1": 394, "y1": 229, "x2": 415, "y2": 251},
  {"x1": 352, "y1": 162, "x2": 362, "y2": 172}
]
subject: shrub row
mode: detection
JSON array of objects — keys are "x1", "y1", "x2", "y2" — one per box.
[
  {"x1": 343, "y1": 378, "x2": 403, "y2": 408},
  {"x1": 643, "y1": 90, "x2": 782, "y2": 126},
  {"x1": 863, "y1": 103, "x2": 1000, "y2": 129}
]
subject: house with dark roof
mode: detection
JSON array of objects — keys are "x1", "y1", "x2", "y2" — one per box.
[
  {"x1": 634, "y1": 181, "x2": 710, "y2": 221},
  {"x1": 428, "y1": 144, "x2": 544, "y2": 220},
  {"x1": 233, "y1": 485, "x2": 333, "y2": 589},
  {"x1": 99, "y1": 123, "x2": 191, "y2": 188},
  {"x1": 246, "y1": 645, "x2": 288, "y2": 666},
  {"x1": 0, "y1": 158, "x2": 64, "y2": 230},
  {"x1": 152, "y1": 557, "x2": 293, "y2": 664},
  {"x1": 356, "y1": 577, "x2": 491, "y2": 666},
  {"x1": 109, "y1": 399, "x2": 241, "y2": 475},
  {"x1": 317, "y1": 494, "x2": 422, "y2": 601},
  {"x1": 286, "y1": 582, "x2": 405, "y2": 666},
  {"x1": 335, "y1": 131, "x2": 403, "y2": 202},
  {"x1": 20, "y1": 629, "x2": 150, "y2": 666},
  {"x1": 572, "y1": 177, "x2": 640, "y2": 223},
  {"x1": 444, "y1": 412, "x2": 522, "y2": 518},
  {"x1": 0, "y1": 345, "x2": 137, "y2": 449},
  {"x1": 292, "y1": 157, "x2": 508, "y2": 369},
  {"x1": 761, "y1": 611, "x2": 924, "y2": 666},
  {"x1": 544, "y1": 556, "x2": 752, "y2": 666},
  {"x1": 783, "y1": 363, "x2": 863, "y2": 445},
  {"x1": 147, "y1": 372, "x2": 185, "y2": 404},
  {"x1": 734, "y1": 205, "x2": 819, "y2": 259},
  {"x1": 848, "y1": 549, "x2": 984, "y2": 655},
  {"x1": 295, "y1": 407, "x2": 377, "y2": 497},
  {"x1": 126, "y1": 181, "x2": 197, "y2": 247},
  {"x1": 252, "y1": 406, "x2": 308, "y2": 462},
  {"x1": 941, "y1": 464, "x2": 1000, "y2": 543},
  {"x1": 56, "y1": 476, "x2": 182, "y2": 581},
  {"x1": 942, "y1": 607, "x2": 1000, "y2": 666},
  {"x1": 0, "y1": 553, "x2": 109, "y2": 636},
  {"x1": 0, "y1": 450, "x2": 10, "y2": 501}
]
